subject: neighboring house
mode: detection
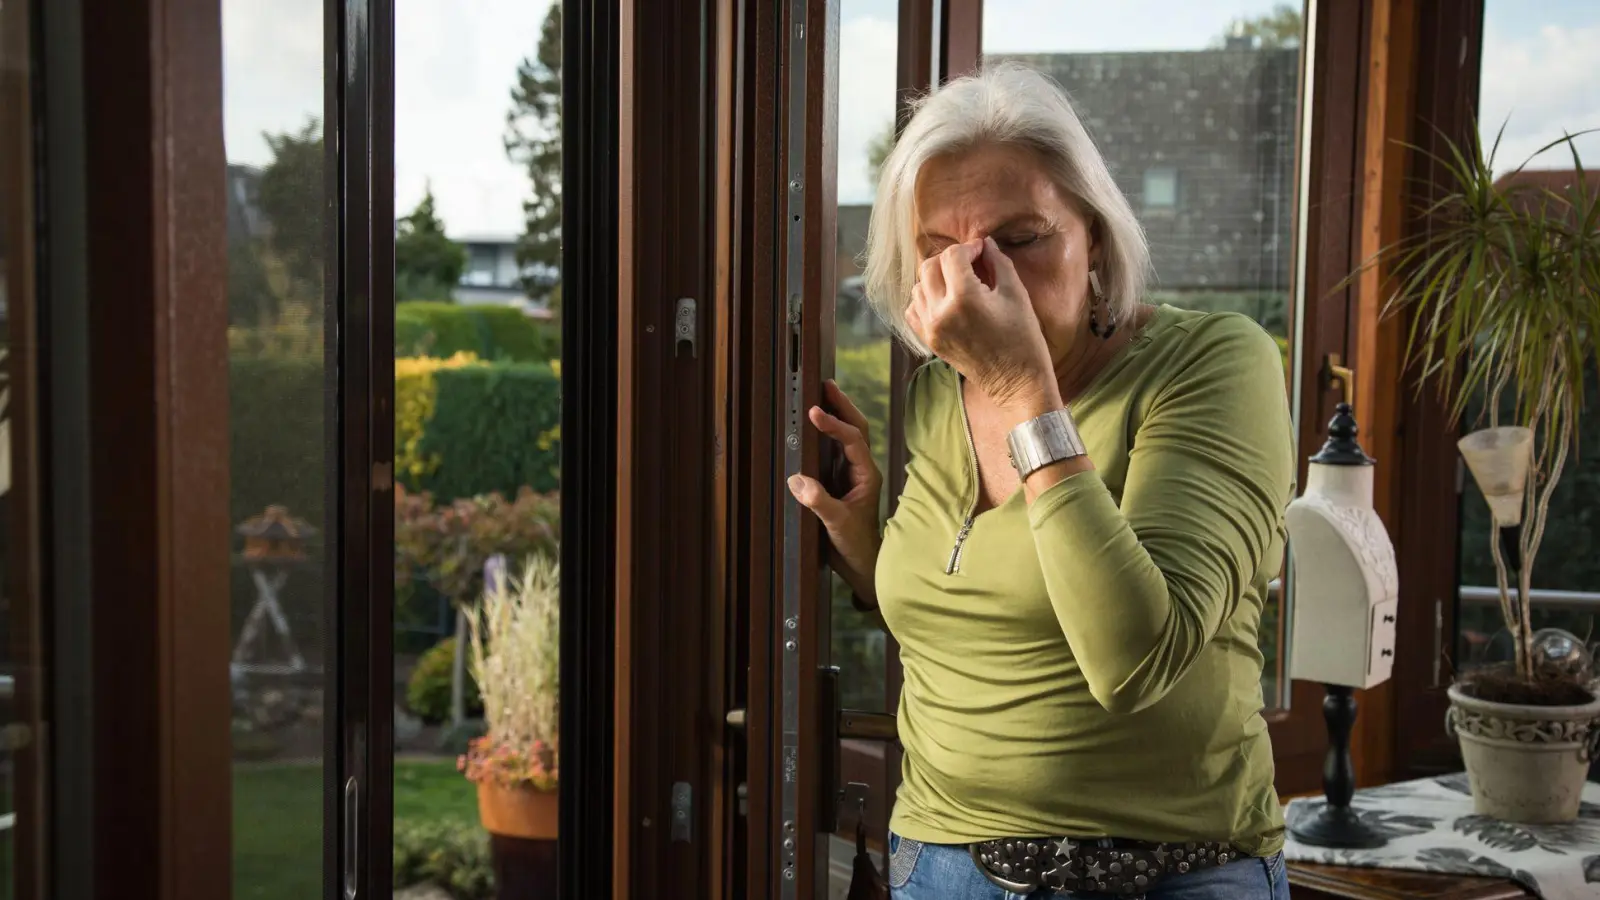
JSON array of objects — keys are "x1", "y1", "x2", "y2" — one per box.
[
  {"x1": 223, "y1": 174, "x2": 549, "y2": 317},
  {"x1": 451, "y1": 234, "x2": 545, "y2": 314},
  {"x1": 1492, "y1": 169, "x2": 1600, "y2": 224},
  {"x1": 227, "y1": 164, "x2": 268, "y2": 241},
  {"x1": 993, "y1": 46, "x2": 1300, "y2": 294},
  {"x1": 835, "y1": 43, "x2": 1299, "y2": 304}
]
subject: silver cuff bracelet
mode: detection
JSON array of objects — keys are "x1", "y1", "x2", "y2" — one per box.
[{"x1": 1006, "y1": 409, "x2": 1086, "y2": 479}]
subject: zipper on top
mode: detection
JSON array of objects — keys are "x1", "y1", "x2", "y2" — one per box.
[{"x1": 945, "y1": 377, "x2": 983, "y2": 575}]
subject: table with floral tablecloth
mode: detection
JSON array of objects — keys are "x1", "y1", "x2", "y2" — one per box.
[{"x1": 1284, "y1": 774, "x2": 1600, "y2": 899}]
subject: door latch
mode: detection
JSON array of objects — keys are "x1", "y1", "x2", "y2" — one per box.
[
  {"x1": 671, "y1": 781, "x2": 693, "y2": 843},
  {"x1": 675, "y1": 298, "x2": 697, "y2": 358}
]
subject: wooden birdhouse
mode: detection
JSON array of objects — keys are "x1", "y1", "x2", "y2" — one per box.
[{"x1": 237, "y1": 505, "x2": 317, "y2": 560}]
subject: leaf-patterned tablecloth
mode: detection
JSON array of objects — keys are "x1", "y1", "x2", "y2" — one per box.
[{"x1": 1283, "y1": 774, "x2": 1600, "y2": 899}]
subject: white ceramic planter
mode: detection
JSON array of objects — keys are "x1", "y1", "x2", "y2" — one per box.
[{"x1": 1447, "y1": 684, "x2": 1600, "y2": 823}]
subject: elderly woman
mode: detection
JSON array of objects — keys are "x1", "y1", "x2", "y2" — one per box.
[{"x1": 788, "y1": 64, "x2": 1296, "y2": 899}]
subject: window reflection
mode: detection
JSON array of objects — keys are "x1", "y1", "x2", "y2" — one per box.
[
  {"x1": 831, "y1": 0, "x2": 898, "y2": 719},
  {"x1": 223, "y1": 1, "x2": 329, "y2": 896},
  {"x1": 983, "y1": 0, "x2": 1305, "y2": 702},
  {"x1": 1455, "y1": 1, "x2": 1600, "y2": 673}
]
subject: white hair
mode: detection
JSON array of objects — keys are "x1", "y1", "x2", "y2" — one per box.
[{"x1": 862, "y1": 62, "x2": 1151, "y2": 356}]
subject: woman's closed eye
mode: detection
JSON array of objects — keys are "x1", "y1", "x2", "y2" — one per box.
[{"x1": 995, "y1": 232, "x2": 1046, "y2": 250}]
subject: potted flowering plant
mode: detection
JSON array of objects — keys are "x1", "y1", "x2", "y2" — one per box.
[{"x1": 458, "y1": 555, "x2": 560, "y2": 840}]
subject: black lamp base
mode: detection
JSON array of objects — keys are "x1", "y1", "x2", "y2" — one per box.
[
  {"x1": 1286, "y1": 683, "x2": 1390, "y2": 850},
  {"x1": 1288, "y1": 801, "x2": 1387, "y2": 849}
]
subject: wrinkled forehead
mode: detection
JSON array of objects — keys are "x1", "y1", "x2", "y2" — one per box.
[{"x1": 912, "y1": 143, "x2": 1080, "y2": 239}]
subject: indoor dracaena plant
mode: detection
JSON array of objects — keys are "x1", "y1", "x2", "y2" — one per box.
[{"x1": 1349, "y1": 122, "x2": 1600, "y2": 703}]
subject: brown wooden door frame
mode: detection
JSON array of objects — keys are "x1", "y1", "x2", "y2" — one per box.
[
  {"x1": 719, "y1": 0, "x2": 847, "y2": 896},
  {"x1": 1266, "y1": 0, "x2": 1380, "y2": 794},
  {"x1": 1387, "y1": 0, "x2": 1485, "y2": 781},
  {"x1": 328, "y1": 0, "x2": 399, "y2": 895},
  {"x1": 72, "y1": 0, "x2": 234, "y2": 895},
  {"x1": 757, "y1": 0, "x2": 843, "y2": 895},
  {"x1": 559, "y1": 0, "x2": 623, "y2": 894},
  {"x1": 36, "y1": 0, "x2": 414, "y2": 896},
  {"x1": 614, "y1": 0, "x2": 731, "y2": 896},
  {"x1": 727, "y1": 0, "x2": 785, "y2": 892},
  {"x1": 81, "y1": 0, "x2": 234, "y2": 894}
]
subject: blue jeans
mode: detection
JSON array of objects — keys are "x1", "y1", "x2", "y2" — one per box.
[{"x1": 887, "y1": 834, "x2": 1291, "y2": 899}]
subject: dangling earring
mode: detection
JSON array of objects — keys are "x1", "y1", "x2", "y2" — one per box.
[{"x1": 1087, "y1": 268, "x2": 1117, "y2": 339}]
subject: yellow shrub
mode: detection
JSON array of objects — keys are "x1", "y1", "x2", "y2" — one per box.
[{"x1": 396, "y1": 352, "x2": 481, "y2": 482}]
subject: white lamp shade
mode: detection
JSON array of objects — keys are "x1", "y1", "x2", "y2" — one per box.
[{"x1": 1458, "y1": 426, "x2": 1533, "y2": 526}]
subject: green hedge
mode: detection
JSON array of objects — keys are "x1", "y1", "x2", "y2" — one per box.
[
  {"x1": 409, "y1": 362, "x2": 562, "y2": 501},
  {"x1": 396, "y1": 301, "x2": 559, "y2": 363},
  {"x1": 228, "y1": 354, "x2": 330, "y2": 659},
  {"x1": 231, "y1": 353, "x2": 560, "y2": 516},
  {"x1": 406, "y1": 636, "x2": 483, "y2": 723},
  {"x1": 393, "y1": 819, "x2": 493, "y2": 900},
  {"x1": 230, "y1": 355, "x2": 327, "y2": 528}
]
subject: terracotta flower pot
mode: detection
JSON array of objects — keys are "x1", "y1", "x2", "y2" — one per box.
[{"x1": 476, "y1": 781, "x2": 559, "y2": 840}]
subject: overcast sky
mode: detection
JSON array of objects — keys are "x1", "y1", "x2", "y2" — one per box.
[{"x1": 223, "y1": 0, "x2": 1600, "y2": 238}]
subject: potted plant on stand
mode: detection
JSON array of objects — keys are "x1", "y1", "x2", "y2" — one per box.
[
  {"x1": 458, "y1": 555, "x2": 560, "y2": 894},
  {"x1": 1357, "y1": 126, "x2": 1600, "y2": 823}
]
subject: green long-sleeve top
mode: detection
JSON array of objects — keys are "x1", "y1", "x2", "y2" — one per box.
[{"x1": 876, "y1": 305, "x2": 1295, "y2": 856}]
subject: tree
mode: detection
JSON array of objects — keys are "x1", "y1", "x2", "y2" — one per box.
[
  {"x1": 396, "y1": 184, "x2": 468, "y2": 302},
  {"x1": 506, "y1": 4, "x2": 562, "y2": 305},
  {"x1": 227, "y1": 227, "x2": 277, "y2": 326},
  {"x1": 866, "y1": 120, "x2": 896, "y2": 190},
  {"x1": 257, "y1": 119, "x2": 326, "y2": 304},
  {"x1": 1215, "y1": 3, "x2": 1302, "y2": 49}
]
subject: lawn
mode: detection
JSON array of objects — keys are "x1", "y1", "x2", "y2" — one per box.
[{"x1": 233, "y1": 756, "x2": 478, "y2": 900}]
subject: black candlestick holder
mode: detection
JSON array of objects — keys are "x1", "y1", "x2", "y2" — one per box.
[{"x1": 1287, "y1": 684, "x2": 1388, "y2": 849}]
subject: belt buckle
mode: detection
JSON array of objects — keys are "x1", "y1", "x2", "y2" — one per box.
[{"x1": 969, "y1": 840, "x2": 1051, "y2": 894}]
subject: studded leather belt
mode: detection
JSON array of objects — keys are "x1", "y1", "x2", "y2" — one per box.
[{"x1": 969, "y1": 836, "x2": 1239, "y2": 896}]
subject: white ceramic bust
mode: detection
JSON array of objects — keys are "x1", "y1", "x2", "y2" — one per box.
[{"x1": 1287, "y1": 403, "x2": 1400, "y2": 690}]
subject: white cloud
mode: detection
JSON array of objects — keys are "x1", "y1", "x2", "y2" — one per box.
[
  {"x1": 1479, "y1": 23, "x2": 1600, "y2": 171},
  {"x1": 394, "y1": 0, "x2": 553, "y2": 236},
  {"x1": 222, "y1": 0, "x2": 325, "y2": 162},
  {"x1": 837, "y1": 14, "x2": 900, "y2": 204},
  {"x1": 226, "y1": 2, "x2": 1599, "y2": 236},
  {"x1": 225, "y1": 0, "x2": 551, "y2": 237},
  {"x1": 982, "y1": 0, "x2": 1291, "y2": 53}
]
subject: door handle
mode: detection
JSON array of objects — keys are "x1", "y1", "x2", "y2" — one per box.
[
  {"x1": 344, "y1": 776, "x2": 359, "y2": 900},
  {"x1": 724, "y1": 672, "x2": 899, "y2": 835},
  {"x1": 839, "y1": 709, "x2": 897, "y2": 743},
  {"x1": 724, "y1": 702, "x2": 897, "y2": 742}
]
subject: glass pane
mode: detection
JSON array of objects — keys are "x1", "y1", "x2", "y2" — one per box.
[
  {"x1": 223, "y1": 2, "x2": 330, "y2": 897},
  {"x1": 393, "y1": 2, "x2": 562, "y2": 895},
  {"x1": 1455, "y1": 1, "x2": 1600, "y2": 672},
  {"x1": 983, "y1": 0, "x2": 1304, "y2": 705},
  {"x1": 830, "y1": 0, "x2": 896, "y2": 892},
  {"x1": 832, "y1": 2, "x2": 896, "y2": 719}
]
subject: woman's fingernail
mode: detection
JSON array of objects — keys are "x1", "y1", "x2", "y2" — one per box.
[{"x1": 787, "y1": 475, "x2": 803, "y2": 493}]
